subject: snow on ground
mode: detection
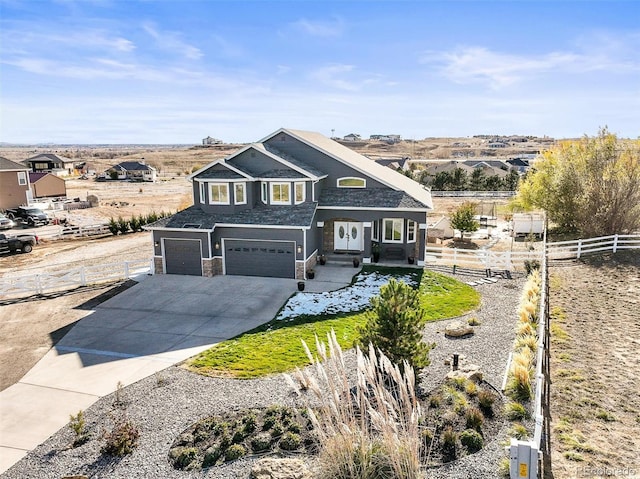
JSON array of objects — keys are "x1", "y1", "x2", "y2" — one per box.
[{"x1": 276, "y1": 271, "x2": 418, "y2": 320}]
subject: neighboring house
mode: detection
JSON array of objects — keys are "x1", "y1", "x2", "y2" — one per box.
[
  {"x1": 203, "y1": 136, "x2": 222, "y2": 145},
  {"x1": 105, "y1": 161, "x2": 157, "y2": 182},
  {"x1": 375, "y1": 158, "x2": 409, "y2": 171},
  {"x1": 343, "y1": 133, "x2": 361, "y2": 141},
  {"x1": 147, "y1": 128, "x2": 433, "y2": 279},
  {"x1": 23, "y1": 153, "x2": 76, "y2": 176},
  {"x1": 0, "y1": 157, "x2": 32, "y2": 210},
  {"x1": 28, "y1": 172, "x2": 66, "y2": 198},
  {"x1": 506, "y1": 157, "x2": 531, "y2": 173},
  {"x1": 422, "y1": 161, "x2": 475, "y2": 177},
  {"x1": 370, "y1": 134, "x2": 402, "y2": 143},
  {"x1": 428, "y1": 216, "x2": 454, "y2": 241}
]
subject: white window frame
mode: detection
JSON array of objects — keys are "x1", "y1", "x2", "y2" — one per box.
[
  {"x1": 199, "y1": 182, "x2": 206, "y2": 204},
  {"x1": 294, "y1": 182, "x2": 305, "y2": 204},
  {"x1": 337, "y1": 176, "x2": 366, "y2": 188},
  {"x1": 209, "y1": 183, "x2": 230, "y2": 205},
  {"x1": 383, "y1": 218, "x2": 404, "y2": 243},
  {"x1": 17, "y1": 171, "x2": 27, "y2": 186},
  {"x1": 261, "y1": 182, "x2": 268, "y2": 204},
  {"x1": 372, "y1": 220, "x2": 379, "y2": 241},
  {"x1": 407, "y1": 220, "x2": 417, "y2": 243},
  {"x1": 270, "y1": 182, "x2": 290, "y2": 205},
  {"x1": 235, "y1": 182, "x2": 246, "y2": 205}
]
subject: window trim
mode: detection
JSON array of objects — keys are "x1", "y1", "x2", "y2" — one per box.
[
  {"x1": 209, "y1": 183, "x2": 230, "y2": 205},
  {"x1": 17, "y1": 171, "x2": 27, "y2": 186},
  {"x1": 372, "y1": 220, "x2": 379, "y2": 241},
  {"x1": 294, "y1": 182, "x2": 305, "y2": 204},
  {"x1": 383, "y1": 218, "x2": 404, "y2": 243},
  {"x1": 337, "y1": 176, "x2": 366, "y2": 188},
  {"x1": 199, "y1": 182, "x2": 206, "y2": 204},
  {"x1": 270, "y1": 182, "x2": 291, "y2": 205},
  {"x1": 407, "y1": 220, "x2": 417, "y2": 243},
  {"x1": 261, "y1": 182, "x2": 268, "y2": 204},
  {"x1": 235, "y1": 182, "x2": 246, "y2": 205}
]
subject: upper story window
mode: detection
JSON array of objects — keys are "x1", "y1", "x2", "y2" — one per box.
[
  {"x1": 383, "y1": 218, "x2": 403, "y2": 243},
  {"x1": 337, "y1": 177, "x2": 366, "y2": 188},
  {"x1": 407, "y1": 220, "x2": 417, "y2": 243},
  {"x1": 235, "y1": 183, "x2": 246, "y2": 205},
  {"x1": 209, "y1": 183, "x2": 229, "y2": 205},
  {"x1": 17, "y1": 171, "x2": 27, "y2": 186},
  {"x1": 295, "y1": 182, "x2": 305, "y2": 204},
  {"x1": 261, "y1": 182, "x2": 268, "y2": 204},
  {"x1": 271, "y1": 182, "x2": 290, "y2": 204},
  {"x1": 34, "y1": 162, "x2": 48, "y2": 170},
  {"x1": 199, "y1": 182, "x2": 206, "y2": 204}
]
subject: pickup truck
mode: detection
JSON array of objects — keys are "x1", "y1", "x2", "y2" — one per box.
[
  {"x1": 5, "y1": 207, "x2": 50, "y2": 227},
  {"x1": 0, "y1": 233, "x2": 37, "y2": 254}
]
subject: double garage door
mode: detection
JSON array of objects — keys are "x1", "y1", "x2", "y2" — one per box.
[{"x1": 225, "y1": 240, "x2": 295, "y2": 279}]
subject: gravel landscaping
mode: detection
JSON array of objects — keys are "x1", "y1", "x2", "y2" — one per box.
[{"x1": 3, "y1": 271, "x2": 526, "y2": 479}]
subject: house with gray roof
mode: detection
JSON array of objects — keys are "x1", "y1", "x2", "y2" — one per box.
[
  {"x1": 23, "y1": 153, "x2": 77, "y2": 177},
  {"x1": 105, "y1": 161, "x2": 157, "y2": 182},
  {"x1": 147, "y1": 128, "x2": 433, "y2": 279}
]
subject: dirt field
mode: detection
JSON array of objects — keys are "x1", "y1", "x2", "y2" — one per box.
[{"x1": 548, "y1": 251, "x2": 640, "y2": 478}]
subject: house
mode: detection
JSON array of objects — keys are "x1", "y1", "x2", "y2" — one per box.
[
  {"x1": 370, "y1": 134, "x2": 402, "y2": 143},
  {"x1": 506, "y1": 157, "x2": 531, "y2": 173},
  {"x1": 343, "y1": 133, "x2": 361, "y2": 141},
  {"x1": 147, "y1": 128, "x2": 433, "y2": 279},
  {"x1": 203, "y1": 136, "x2": 222, "y2": 145},
  {"x1": 374, "y1": 157, "x2": 409, "y2": 171},
  {"x1": 28, "y1": 172, "x2": 66, "y2": 199},
  {"x1": 105, "y1": 161, "x2": 157, "y2": 182},
  {"x1": 0, "y1": 157, "x2": 32, "y2": 210},
  {"x1": 23, "y1": 153, "x2": 76, "y2": 176}
]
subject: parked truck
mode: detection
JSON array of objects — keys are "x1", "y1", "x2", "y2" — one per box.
[
  {"x1": 511, "y1": 213, "x2": 545, "y2": 238},
  {"x1": 5, "y1": 207, "x2": 50, "y2": 227},
  {"x1": 0, "y1": 233, "x2": 38, "y2": 254}
]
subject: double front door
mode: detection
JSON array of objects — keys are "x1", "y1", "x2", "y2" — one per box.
[{"x1": 334, "y1": 221, "x2": 363, "y2": 251}]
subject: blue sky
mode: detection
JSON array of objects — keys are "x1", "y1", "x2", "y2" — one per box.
[{"x1": 1, "y1": 0, "x2": 638, "y2": 144}]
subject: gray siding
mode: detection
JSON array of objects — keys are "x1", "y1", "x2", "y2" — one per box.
[
  {"x1": 230, "y1": 148, "x2": 287, "y2": 175},
  {"x1": 153, "y1": 229, "x2": 211, "y2": 258}
]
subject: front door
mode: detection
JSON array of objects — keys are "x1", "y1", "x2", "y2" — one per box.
[{"x1": 334, "y1": 221, "x2": 363, "y2": 251}]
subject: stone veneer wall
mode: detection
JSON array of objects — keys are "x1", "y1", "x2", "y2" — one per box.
[
  {"x1": 153, "y1": 257, "x2": 164, "y2": 274},
  {"x1": 202, "y1": 257, "x2": 223, "y2": 277},
  {"x1": 296, "y1": 252, "x2": 318, "y2": 280}
]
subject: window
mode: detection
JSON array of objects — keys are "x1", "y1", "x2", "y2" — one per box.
[
  {"x1": 271, "y1": 182, "x2": 290, "y2": 204},
  {"x1": 199, "y1": 182, "x2": 206, "y2": 204},
  {"x1": 17, "y1": 171, "x2": 27, "y2": 186},
  {"x1": 209, "y1": 183, "x2": 229, "y2": 204},
  {"x1": 407, "y1": 220, "x2": 417, "y2": 242},
  {"x1": 372, "y1": 220, "x2": 379, "y2": 241},
  {"x1": 261, "y1": 182, "x2": 268, "y2": 204},
  {"x1": 337, "y1": 177, "x2": 366, "y2": 188},
  {"x1": 34, "y1": 162, "x2": 48, "y2": 170},
  {"x1": 235, "y1": 183, "x2": 246, "y2": 205},
  {"x1": 383, "y1": 218, "x2": 403, "y2": 243},
  {"x1": 295, "y1": 182, "x2": 305, "y2": 204}
]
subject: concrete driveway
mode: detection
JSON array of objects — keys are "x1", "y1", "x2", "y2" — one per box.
[{"x1": 0, "y1": 273, "x2": 301, "y2": 473}]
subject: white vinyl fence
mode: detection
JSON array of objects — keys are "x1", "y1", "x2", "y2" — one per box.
[
  {"x1": 0, "y1": 259, "x2": 152, "y2": 299},
  {"x1": 547, "y1": 234, "x2": 640, "y2": 259},
  {"x1": 430, "y1": 190, "x2": 516, "y2": 198},
  {"x1": 424, "y1": 246, "x2": 543, "y2": 272},
  {"x1": 34, "y1": 224, "x2": 111, "y2": 240}
]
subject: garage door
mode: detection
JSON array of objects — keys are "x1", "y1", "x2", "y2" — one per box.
[
  {"x1": 224, "y1": 240, "x2": 295, "y2": 278},
  {"x1": 164, "y1": 239, "x2": 202, "y2": 276}
]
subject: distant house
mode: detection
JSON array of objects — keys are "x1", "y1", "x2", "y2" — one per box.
[
  {"x1": 488, "y1": 142, "x2": 508, "y2": 148},
  {"x1": 29, "y1": 172, "x2": 66, "y2": 199},
  {"x1": 374, "y1": 158, "x2": 409, "y2": 171},
  {"x1": 370, "y1": 134, "x2": 402, "y2": 144},
  {"x1": 343, "y1": 133, "x2": 361, "y2": 141},
  {"x1": 105, "y1": 161, "x2": 157, "y2": 182},
  {"x1": 23, "y1": 153, "x2": 77, "y2": 176},
  {"x1": 506, "y1": 158, "x2": 531, "y2": 173},
  {"x1": 0, "y1": 157, "x2": 32, "y2": 210},
  {"x1": 203, "y1": 136, "x2": 222, "y2": 145}
]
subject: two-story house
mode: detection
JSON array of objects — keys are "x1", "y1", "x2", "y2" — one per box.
[
  {"x1": 23, "y1": 153, "x2": 76, "y2": 176},
  {"x1": 0, "y1": 157, "x2": 32, "y2": 210},
  {"x1": 148, "y1": 128, "x2": 433, "y2": 279}
]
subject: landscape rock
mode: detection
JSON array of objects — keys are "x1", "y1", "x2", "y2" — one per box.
[
  {"x1": 446, "y1": 363, "x2": 483, "y2": 382},
  {"x1": 444, "y1": 320, "x2": 474, "y2": 337},
  {"x1": 251, "y1": 458, "x2": 312, "y2": 479}
]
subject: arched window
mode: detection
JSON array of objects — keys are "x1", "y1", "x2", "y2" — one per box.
[{"x1": 337, "y1": 177, "x2": 366, "y2": 188}]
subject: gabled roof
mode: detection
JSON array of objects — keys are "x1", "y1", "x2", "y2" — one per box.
[
  {"x1": 112, "y1": 161, "x2": 156, "y2": 172},
  {"x1": 264, "y1": 128, "x2": 432, "y2": 209},
  {"x1": 25, "y1": 153, "x2": 74, "y2": 164},
  {"x1": 189, "y1": 158, "x2": 254, "y2": 181},
  {"x1": 28, "y1": 172, "x2": 48, "y2": 182},
  {"x1": 0, "y1": 157, "x2": 29, "y2": 171}
]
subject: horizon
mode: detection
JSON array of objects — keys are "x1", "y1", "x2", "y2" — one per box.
[{"x1": 1, "y1": 1, "x2": 639, "y2": 144}]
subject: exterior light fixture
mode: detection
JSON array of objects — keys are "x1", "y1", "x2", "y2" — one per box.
[
  {"x1": 215, "y1": 242, "x2": 220, "y2": 250},
  {"x1": 297, "y1": 245, "x2": 302, "y2": 254}
]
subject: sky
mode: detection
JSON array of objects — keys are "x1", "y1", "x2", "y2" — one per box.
[{"x1": 1, "y1": 0, "x2": 638, "y2": 144}]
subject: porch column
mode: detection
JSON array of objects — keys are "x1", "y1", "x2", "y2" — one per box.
[
  {"x1": 316, "y1": 221, "x2": 325, "y2": 255},
  {"x1": 418, "y1": 223, "x2": 427, "y2": 266},
  {"x1": 362, "y1": 222, "x2": 372, "y2": 263}
]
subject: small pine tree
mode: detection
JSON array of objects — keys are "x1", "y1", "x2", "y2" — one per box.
[
  {"x1": 137, "y1": 213, "x2": 146, "y2": 228},
  {"x1": 117, "y1": 216, "x2": 129, "y2": 235},
  {"x1": 108, "y1": 217, "x2": 119, "y2": 236},
  {"x1": 357, "y1": 279, "x2": 434, "y2": 375},
  {"x1": 129, "y1": 216, "x2": 140, "y2": 233}
]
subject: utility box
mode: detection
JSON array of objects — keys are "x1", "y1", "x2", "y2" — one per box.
[
  {"x1": 509, "y1": 439, "x2": 539, "y2": 479},
  {"x1": 512, "y1": 213, "x2": 544, "y2": 238}
]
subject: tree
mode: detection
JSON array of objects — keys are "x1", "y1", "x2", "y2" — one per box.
[
  {"x1": 450, "y1": 201, "x2": 479, "y2": 239},
  {"x1": 432, "y1": 171, "x2": 451, "y2": 190},
  {"x1": 470, "y1": 168, "x2": 485, "y2": 190},
  {"x1": 357, "y1": 279, "x2": 433, "y2": 375},
  {"x1": 515, "y1": 128, "x2": 640, "y2": 236},
  {"x1": 451, "y1": 168, "x2": 468, "y2": 190},
  {"x1": 503, "y1": 169, "x2": 520, "y2": 191}
]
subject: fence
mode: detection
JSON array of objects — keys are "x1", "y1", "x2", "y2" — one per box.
[
  {"x1": 31, "y1": 224, "x2": 111, "y2": 240},
  {"x1": 430, "y1": 190, "x2": 516, "y2": 198},
  {"x1": 424, "y1": 246, "x2": 542, "y2": 272},
  {"x1": 0, "y1": 259, "x2": 153, "y2": 299},
  {"x1": 547, "y1": 234, "x2": 640, "y2": 259}
]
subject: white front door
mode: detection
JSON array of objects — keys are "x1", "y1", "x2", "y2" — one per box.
[{"x1": 334, "y1": 221, "x2": 363, "y2": 251}]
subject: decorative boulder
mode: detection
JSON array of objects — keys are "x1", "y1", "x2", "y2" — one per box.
[
  {"x1": 446, "y1": 363, "x2": 483, "y2": 382},
  {"x1": 251, "y1": 458, "x2": 312, "y2": 479},
  {"x1": 444, "y1": 320, "x2": 474, "y2": 337}
]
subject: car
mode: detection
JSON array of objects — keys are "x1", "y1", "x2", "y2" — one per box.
[
  {"x1": 0, "y1": 213, "x2": 15, "y2": 230},
  {"x1": 5, "y1": 206, "x2": 50, "y2": 227},
  {"x1": 0, "y1": 232, "x2": 37, "y2": 254}
]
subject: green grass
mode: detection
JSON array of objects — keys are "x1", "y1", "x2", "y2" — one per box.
[{"x1": 186, "y1": 268, "x2": 480, "y2": 379}]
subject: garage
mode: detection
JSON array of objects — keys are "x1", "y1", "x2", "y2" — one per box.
[
  {"x1": 164, "y1": 239, "x2": 203, "y2": 276},
  {"x1": 224, "y1": 239, "x2": 295, "y2": 278}
]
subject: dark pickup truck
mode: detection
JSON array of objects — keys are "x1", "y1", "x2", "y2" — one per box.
[
  {"x1": 6, "y1": 207, "x2": 50, "y2": 227},
  {"x1": 0, "y1": 233, "x2": 37, "y2": 254}
]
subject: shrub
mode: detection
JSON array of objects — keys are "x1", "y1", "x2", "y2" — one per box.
[
  {"x1": 524, "y1": 259, "x2": 541, "y2": 275},
  {"x1": 129, "y1": 216, "x2": 140, "y2": 233},
  {"x1": 449, "y1": 376, "x2": 467, "y2": 391},
  {"x1": 108, "y1": 217, "x2": 119, "y2": 235},
  {"x1": 69, "y1": 410, "x2": 89, "y2": 446},
  {"x1": 231, "y1": 429, "x2": 246, "y2": 444},
  {"x1": 202, "y1": 446, "x2": 221, "y2": 468},
  {"x1": 510, "y1": 423, "x2": 529, "y2": 440},
  {"x1": 459, "y1": 429, "x2": 483, "y2": 453},
  {"x1": 279, "y1": 431, "x2": 302, "y2": 451},
  {"x1": 250, "y1": 432, "x2": 273, "y2": 452},
  {"x1": 224, "y1": 444, "x2": 246, "y2": 461},
  {"x1": 262, "y1": 415, "x2": 277, "y2": 430},
  {"x1": 429, "y1": 394, "x2": 442, "y2": 409},
  {"x1": 507, "y1": 363, "x2": 533, "y2": 402},
  {"x1": 516, "y1": 321, "x2": 535, "y2": 337},
  {"x1": 270, "y1": 421, "x2": 284, "y2": 438},
  {"x1": 117, "y1": 216, "x2": 129, "y2": 235},
  {"x1": 467, "y1": 316, "x2": 481, "y2": 326},
  {"x1": 515, "y1": 334, "x2": 538, "y2": 354},
  {"x1": 498, "y1": 457, "x2": 511, "y2": 478},
  {"x1": 477, "y1": 390, "x2": 496, "y2": 414},
  {"x1": 465, "y1": 381, "x2": 478, "y2": 397},
  {"x1": 441, "y1": 427, "x2": 457, "y2": 462},
  {"x1": 102, "y1": 418, "x2": 140, "y2": 456},
  {"x1": 465, "y1": 407, "x2": 484, "y2": 431},
  {"x1": 242, "y1": 412, "x2": 257, "y2": 434},
  {"x1": 172, "y1": 447, "x2": 199, "y2": 470},
  {"x1": 505, "y1": 402, "x2": 530, "y2": 421}
]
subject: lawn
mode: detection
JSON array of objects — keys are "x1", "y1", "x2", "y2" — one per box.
[{"x1": 186, "y1": 267, "x2": 480, "y2": 379}]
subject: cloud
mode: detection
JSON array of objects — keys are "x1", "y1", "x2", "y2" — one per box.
[
  {"x1": 310, "y1": 64, "x2": 359, "y2": 91},
  {"x1": 291, "y1": 17, "x2": 344, "y2": 38},
  {"x1": 142, "y1": 22, "x2": 203, "y2": 60}
]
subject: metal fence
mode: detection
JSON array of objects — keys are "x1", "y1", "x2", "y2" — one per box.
[{"x1": 0, "y1": 259, "x2": 152, "y2": 299}]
